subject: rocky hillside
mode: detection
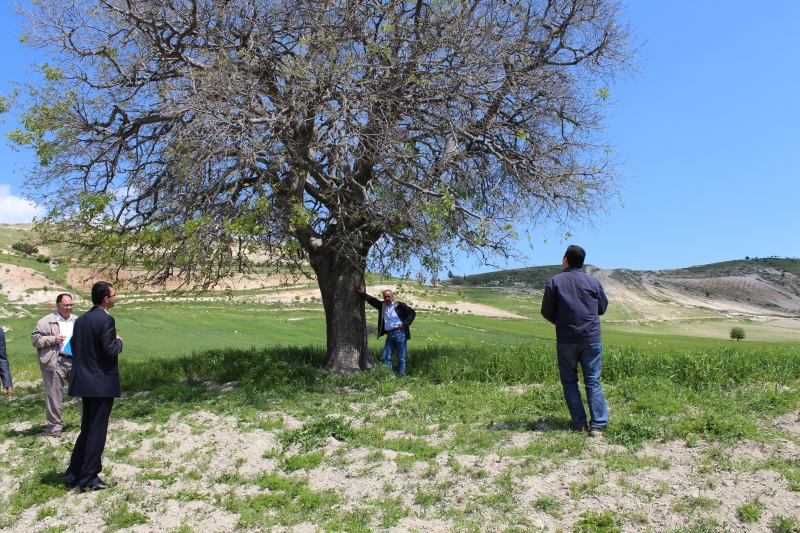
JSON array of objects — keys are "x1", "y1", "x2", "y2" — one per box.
[{"x1": 470, "y1": 258, "x2": 800, "y2": 319}]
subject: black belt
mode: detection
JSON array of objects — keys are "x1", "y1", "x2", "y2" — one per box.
[{"x1": 59, "y1": 353, "x2": 73, "y2": 358}]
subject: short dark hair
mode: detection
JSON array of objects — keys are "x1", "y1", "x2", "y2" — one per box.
[
  {"x1": 564, "y1": 245, "x2": 586, "y2": 268},
  {"x1": 91, "y1": 281, "x2": 114, "y2": 305},
  {"x1": 56, "y1": 293, "x2": 72, "y2": 305}
]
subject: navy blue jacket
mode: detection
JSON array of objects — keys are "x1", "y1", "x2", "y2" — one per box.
[
  {"x1": 68, "y1": 306, "x2": 123, "y2": 398},
  {"x1": 0, "y1": 329, "x2": 11, "y2": 388},
  {"x1": 360, "y1": 293, "x2": 416, "y2": 340},
  {"x1": 541, "y1": 267, "x2": 608, "y2": 344}
]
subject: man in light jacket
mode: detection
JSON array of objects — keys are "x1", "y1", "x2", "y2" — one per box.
[{"x1": 31, "y1": 293, "x2": 82, "y2": 437}]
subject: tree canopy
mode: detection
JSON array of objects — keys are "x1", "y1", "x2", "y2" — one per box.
[{"x1": 9, "y1": 0, "x2": 637, "y2": 371}]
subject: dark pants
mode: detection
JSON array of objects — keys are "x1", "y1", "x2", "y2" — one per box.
[{"x1": 65, "y1": 397, "x2": 114, "y2": 488}]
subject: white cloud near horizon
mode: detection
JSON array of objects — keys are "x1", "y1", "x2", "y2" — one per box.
[{"x1": 0, "y1": 183, "x2": 44, "y2": 223}]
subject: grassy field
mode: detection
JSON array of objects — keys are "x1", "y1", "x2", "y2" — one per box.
[
  {"x1": 2, "y1": 255, "x2": 800, "y2": 531},
  {"x1": 1, "y1": 337, "x2": 799, "y2": 531}
]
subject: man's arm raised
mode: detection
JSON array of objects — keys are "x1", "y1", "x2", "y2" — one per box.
[{"x1": 357, "y1": 285, "x2": 382, "y2": 310}]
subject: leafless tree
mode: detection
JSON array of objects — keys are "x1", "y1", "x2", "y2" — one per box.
[{"x1": 10, "y1": 0, "x2": 637, "y2": 372}]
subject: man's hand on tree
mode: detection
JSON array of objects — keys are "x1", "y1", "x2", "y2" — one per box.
[{"x1": 357, "y1": 285, "x2": 366, "y2": 294}]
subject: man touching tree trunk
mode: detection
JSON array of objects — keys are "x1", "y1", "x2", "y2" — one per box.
[{"x1": 358, "y1": 286, "x2": 416, "y2": 376}]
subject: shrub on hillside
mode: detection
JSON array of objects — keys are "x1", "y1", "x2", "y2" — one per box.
[
  {"x1": 730, "y1": 327, "x2": 746, "y2": 341},
  {"x1": 11, "y1": 241, "x2": 38, "y2": 256}
]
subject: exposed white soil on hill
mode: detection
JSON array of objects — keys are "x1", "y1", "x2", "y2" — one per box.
[
  {"x1": 0, "y1": 264, "x2": 73, "y2": 305},
  {"x1": 66, "y1": 267, "x2": 291, "y2": 293},
  {"x1": 4, "y1": 393, "x2": 800, "y2": 533},
  {"x1": 590, "y1": 267, "x2": 800, "y2": 321}
]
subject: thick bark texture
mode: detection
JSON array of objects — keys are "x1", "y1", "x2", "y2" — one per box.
[{"x1": 309, "y1": 248, "x2": 375, "y2": 374}]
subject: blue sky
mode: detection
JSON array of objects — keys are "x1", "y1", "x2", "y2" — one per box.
[{"x1": 1, "y1": 1, "x2": 798, "y2": 272}]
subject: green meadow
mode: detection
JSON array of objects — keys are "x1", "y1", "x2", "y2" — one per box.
[{"x1": 2, "y1": 265, "x2": 800, "y2": 531}]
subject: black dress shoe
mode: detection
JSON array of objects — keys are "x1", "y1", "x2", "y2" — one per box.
[
  {"x1": 65, "y1": 482, "x2": 77, "y2": 489},
  {"x1": 76, "y1": 481, "x2": 117, "y2": 493}
]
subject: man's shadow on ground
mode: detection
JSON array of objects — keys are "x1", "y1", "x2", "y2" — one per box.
[{"x1": 487, "y1": 419, "x2": 572, "y2": 433}]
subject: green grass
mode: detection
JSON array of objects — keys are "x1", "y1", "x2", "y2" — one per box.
[
  {"x1": 532, "y1": 493, "x2": 563, "y2": 517},
  {"x1": 104, "y1": 501, "x2": 148, "y2": 531},
  {"x1": 673, "y1": 495, "x2": 722, "y2": 514},
  {"x1": 227, "y1": 473, "x2": 340, "y2": 528},
  {"x1": 1, "y1": 282, "x2": 800, "y2": 528},
  {"x1": 573, "y1": 510, "x2": 621, "y2": 533}
]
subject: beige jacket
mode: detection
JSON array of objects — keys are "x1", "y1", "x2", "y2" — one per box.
[{"x1": 31, "y1": 312, "x2": 76, "y2": 371}]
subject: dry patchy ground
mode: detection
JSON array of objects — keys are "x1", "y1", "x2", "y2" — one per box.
[{"x1": 2, "y1": 386, "x2": 799, "y2": 532}]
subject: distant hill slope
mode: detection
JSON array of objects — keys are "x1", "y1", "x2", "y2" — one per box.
[{"x1": 468, "y1": 258, "x2": 800, "y2": 319}]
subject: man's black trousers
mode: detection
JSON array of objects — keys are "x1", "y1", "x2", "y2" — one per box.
[{"x1": 65, "y1": 397, "x2": 114, "y2": 488}]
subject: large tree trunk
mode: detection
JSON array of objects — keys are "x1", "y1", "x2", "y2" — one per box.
[{"x1": 308, "y1": 247, "x2": 375, "y2": 373}]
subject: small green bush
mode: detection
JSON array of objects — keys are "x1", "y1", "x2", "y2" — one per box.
[
  {"x1": 737, "y1": 500, "x2": 763, "y2": 523},
  {"x1": 730, "y1": 327, "x2": 746, "y2": 341},
  {"x1": 770, "y1": 515, "x2": 800, "y2": 533},
  {"x1": 279, "y1": 417, "x2": 354, "y2": 452},
  {"x1": 11, "y1": 241, "x2": 38, "y2": 255},
  {"x1": 573, "y1": 510, "x2": 620, "y2": 533}
]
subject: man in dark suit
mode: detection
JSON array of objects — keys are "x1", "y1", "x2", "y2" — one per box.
[
  {"x1": 65, "y1": 281, "x2": 123, "y2": 492},
  {"x1": 0, "y1": 328, "x2": 12, "y2": 398}
]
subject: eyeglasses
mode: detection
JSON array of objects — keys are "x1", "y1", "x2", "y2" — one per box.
[{"x1": 57, "y1": 303, "x2": 73, "y2": 307}]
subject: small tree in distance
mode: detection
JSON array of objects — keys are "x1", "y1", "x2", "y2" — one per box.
[
  {"x1": 730, "y1": 327, "x2": 746, "y2": 341},
  {"x1": 12, "y1": 241, "x2": 38, "y2": 256},
  {"x1": 12, "y1": 241, "x2": 38, "y2": 265}
]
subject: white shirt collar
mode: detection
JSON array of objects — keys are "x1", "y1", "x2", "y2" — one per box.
[{"x1": 55, "y1": 312, "x2": 74, "y2": 322}]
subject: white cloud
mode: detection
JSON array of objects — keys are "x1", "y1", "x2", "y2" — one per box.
[{"x1": 0, "y1": 184, "x2": 44, "y2": 223}]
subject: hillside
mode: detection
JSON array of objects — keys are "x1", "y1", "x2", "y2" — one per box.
[
  {"x1": 465, "y1": 258, "x2": 800, "y2": 319},
  {"x1": 1, "y1": 222, "x2": 799, "y2": 342}
]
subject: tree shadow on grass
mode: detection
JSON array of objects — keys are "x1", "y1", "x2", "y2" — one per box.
[
  {"x1": 487, "y1": 418, "x2": 573, "y2": 433},
  {"x1": 36, "y1": 470, "x2": 68, "y2": 489},
  {"x1": 121, "y1": 345, "x2": 325, "y2": 390}
]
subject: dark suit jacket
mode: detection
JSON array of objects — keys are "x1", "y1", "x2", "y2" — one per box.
[
  {"x1": 68, "y1": 306, "x2": 123, "y2": 398},
  {"x1": 360, "y1": 293, "x2": 416, "y2": 340},
  {"x1": 0, "y1": 329, "x2": 11, "y2": 388}
]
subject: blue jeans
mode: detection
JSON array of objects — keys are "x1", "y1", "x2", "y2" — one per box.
[
  {"x1": 557, "y1": 342, "x2": 608, "y2": 429},
  {"x1": 382, "y1": 329, "x2": 407, "y2": 375}
]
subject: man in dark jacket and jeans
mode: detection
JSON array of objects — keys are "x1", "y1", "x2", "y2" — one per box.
[
  {"x1": 358, "y1": 285, "x2": 416, "y2": 375},
  {"x1": 0, "y1": 328, "x2": 12, "y2": 398},
  {"x1": 541, "y1": 246, "x2": 609, "y2": 438}
]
